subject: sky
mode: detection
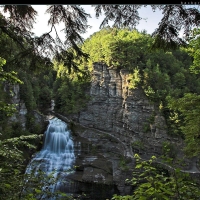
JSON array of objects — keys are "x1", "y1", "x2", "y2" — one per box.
[{"x1": 31, "y1": 5, "x2": 164, "y2": 40}]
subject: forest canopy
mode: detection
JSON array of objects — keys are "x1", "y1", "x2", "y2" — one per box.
[{"x1": 0, "y1": 5, "x2": 199, "y2": 72}]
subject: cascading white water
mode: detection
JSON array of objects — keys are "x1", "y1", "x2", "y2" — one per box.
[{"x1": 25, "y1": 117, "x2": 75, "y2": 199}]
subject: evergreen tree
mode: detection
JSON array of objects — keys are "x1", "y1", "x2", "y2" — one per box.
[{"x1": 0, "y1": 5, "x2": 199, "y2": 71}]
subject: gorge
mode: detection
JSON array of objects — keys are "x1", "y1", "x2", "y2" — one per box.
[
  {"x1": 1, "y1": 27, "x2": 200, "y2": 199},
  {"x1": 22, "y1": 62, "x2": 200, "y2": 199}
]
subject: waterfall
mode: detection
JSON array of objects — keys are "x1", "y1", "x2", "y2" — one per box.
[{"x1": 24, "y1": 117, "x2": 75, "y2": 199}]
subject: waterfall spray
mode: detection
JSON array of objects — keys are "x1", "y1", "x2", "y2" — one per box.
[{"x1": 24, "y1": 117, "x2": 75, "y2": 199}]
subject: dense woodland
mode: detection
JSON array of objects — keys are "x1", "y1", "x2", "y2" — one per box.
[{"x1": 0, "y1": 5, "x2": 200, "y2": 200}]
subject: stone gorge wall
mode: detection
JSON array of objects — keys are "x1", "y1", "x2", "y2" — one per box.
[
  {"x1": 3, "y1": 83, "x2": 47, "y2": 132},
  {"x1": 63, "y1": 62, "x2": 183, "y2": 197},
  {"x1": 4, "y1": 84, "x2": 28, "y2": 127},
  {"x1": 78, "y1": 63, "x2": 171, "y2": 156},
  {"x1": 52, "y1": 63, "x2": 195, "y2": 197}
]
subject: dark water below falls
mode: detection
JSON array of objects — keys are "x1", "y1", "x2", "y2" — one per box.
[{"x1": 25, "y1": 117, "x2": 76, "y2": 199}]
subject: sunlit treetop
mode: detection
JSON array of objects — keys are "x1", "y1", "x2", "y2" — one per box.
[{"x1": 0, "y1": 5, "x2": 199, "y2": 72}]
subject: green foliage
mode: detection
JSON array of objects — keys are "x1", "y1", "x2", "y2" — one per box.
[
  {"x1": 38, "y1": 86, "x2": 52, "y2": 111},
  {"x1": 166, "y1": 29, "x2": 200, "y2": 156},
  {"x1": 187, "y1": 28, "x2": 200, "y2": 74},
  {"x1": 0, "y1": 122, "x2": 31, "y2": 140},
  {"x1": 18, "y1": 71, "x2": 37, "y2": 111},
  {"x1": 119, "y1": 156, "x2": 130, "y2": 171},
  {"x1": 82, "y1": 28, "x2": 151, "y2": 70},
  {"x1": 112, "y1": 154, "x2": 200, "y2": 200},
  {"x1": 82, "y1": 28, "x2": 198, "y2": 104},
  {"x1": 168, "y1": 93, "x2": 200, "y2": 157},
  {"x1": 0, "y1": 58, "x2": 23, "y2": 84},
  {"x1": 0, "y1": 40, "x2": 54, "y2": 199},
  {"x1": 53, "y1": 61, "x2": 90, "y2": 115},
  {"x1": 132, "y1": 141, "x2": 144, "y2": 149},
  {"x1": 161, "y1": 141, "x2": 177, "y2": 161},
  {"x1": 132, "y1": 140, "x2": 144, "y2": 153},
  {"x1": 141, "y1": 51, "x2": 190, "y2": 103},
  {"x1": 142, "y1": 123, "x2": 151, "y2": 133},
  {"x1": 0, "y1": 134, "x2": 43, "y2": 200},
  {"x1": 142, "y1": 112, "x2": 155, "y2": 133},
  {"x1": 81, "y1": 27, "x2": 200, "y2": 141},
  {"x1": 0, "y1": 57, "x2": 23, "y2": 117},
  {"x1": 128, "y1": 67, "x2": 141, "y2": 89},
  {"x1": 0, "y1": 28, "x2": 56, "y2": 116},
  {"x1": 25, "y1": 113, "x2": 41, "y2": 134}
]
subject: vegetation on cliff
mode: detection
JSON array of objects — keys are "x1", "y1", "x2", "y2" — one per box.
[
  {"x1": 80, "y1": 27, "x2": 200, "y2": 199},
  {"x1": 112, "y1": 154, "x2": 200, "y2": 200},
  {"x1": 81, "y1": 28, "x2": 200, "y2": 149},
  {"x1": 52, "y1": 59, "x2": 91, "y2": 115},
  {"x1": 0, "y1": 4, "x2": 200, "y2": 199}
]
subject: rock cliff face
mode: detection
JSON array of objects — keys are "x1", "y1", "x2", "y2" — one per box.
[
  {"x1": 4, "y1": 84, "x2": 28, "y2": 127},
  {"x1": 50, "y1": 63, "x2": 199, "y2": 198},
  {"x1": 78, "y1": 63, "x2": 170, "y2": 155},
  {"x1": 3, "y1": 83, "x2": 47, "y2": 132},
  {"x1": 63, "y1": 63, "x2": 183, "y2": 197}
]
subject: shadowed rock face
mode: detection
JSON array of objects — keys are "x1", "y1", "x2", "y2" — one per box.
[
  {"x1": 78, "y1": 63, "x2": 169, "y2": 150},
  {"x1": 67, "y1": 127, "x2": 134, "y2": 198},
  {"x1": 4, "y1": 84, "x2": 27, "y2": 128},
  {"x1": 3, "y1": 83, "x2": 47, "y2": 134},
  {"x1": 63, "y1": 63, "x2": 176, "y2": 197},
  {"x1": 50, "y1": 63, "x2": 199, "y2": 198}
]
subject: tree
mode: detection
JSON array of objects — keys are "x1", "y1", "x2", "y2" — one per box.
[
  {"x1": 0, "y1": 5, "x2": 199, "y2": 72},
  {"x1": 82, "y1": 28, "x2": 151, "y2": 70},
  {"x1": 167, "y1": 93, "x2": 200, "y2": 157},
  {"x1": 187, "y1": 28, "x2": 200, "y2": 74},
  {"x1": 0, "y1": 5, "x2": 90, "y2": 72},
  {"x1": 0, "y1": 56, "x2": 46, "y2": 199},
  {"x1": 0, "y1": 57, "x2": 22, "y2": 116},
  {"x1": 112, "y1": 154, "x2": 200, "y2": 200},
  {"x1": 93, "y1": 5, "x2": 200, "y2": 49},
  {"x1": 165, "y1": 28, "x2": 200, "y2": 156},
  {"x1": 52, "y1": 60, "x2": 90, "y2": 115}
]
